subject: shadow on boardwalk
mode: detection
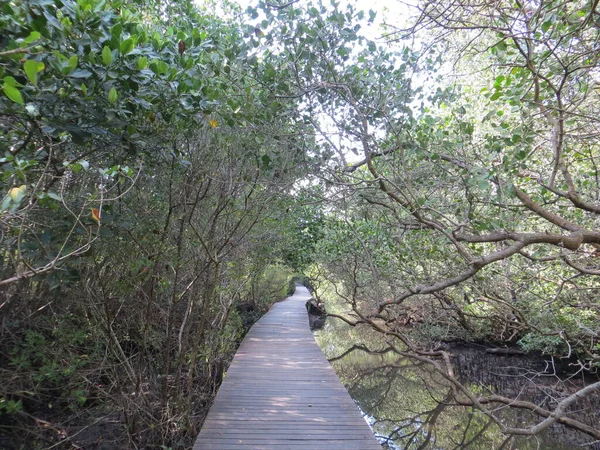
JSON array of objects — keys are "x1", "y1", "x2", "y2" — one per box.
[{"x1": 193, "y1": 285, "x2": 381, "y2": 449}]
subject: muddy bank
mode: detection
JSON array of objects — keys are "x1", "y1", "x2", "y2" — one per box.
[
  {"x1": 450, "y1": 342, "x2": 600, "y2": 448},
  {"x1": 314, "y1": 319, "x2": 600, "y2": 449}
]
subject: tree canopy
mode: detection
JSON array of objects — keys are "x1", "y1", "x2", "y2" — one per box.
[{"x1": 1, "y1": 0, "x2": 599, "y2": 447}]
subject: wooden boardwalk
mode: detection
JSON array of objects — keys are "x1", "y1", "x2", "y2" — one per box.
[{"x1": 193, "y1": 285, "x2": 381, "y2": 450}]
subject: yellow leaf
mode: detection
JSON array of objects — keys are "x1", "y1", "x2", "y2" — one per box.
[
  {"x1": 9, "y1": 185, "x2": 26, "y2": 201},
  {"x1": 209, "y1": 119, "x2": 218, "y2": 128},
  {"x1": 91, "y1": 208, "x2": 101, "y2": 223}
]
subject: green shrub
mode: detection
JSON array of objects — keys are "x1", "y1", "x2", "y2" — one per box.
[{"x1": 518, "y1": 332, "x2": 565, "y2": 355}]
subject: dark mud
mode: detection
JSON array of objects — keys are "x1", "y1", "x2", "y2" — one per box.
[{"x1": 314, "y1": 319, "x2": 600, "y2": 450}]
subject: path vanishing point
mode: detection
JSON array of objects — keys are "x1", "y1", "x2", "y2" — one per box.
[{"x1": 193, "y1": 285, "x2": 382, "y2": 449}]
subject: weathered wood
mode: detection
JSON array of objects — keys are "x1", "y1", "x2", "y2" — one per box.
[{"x1": 193, "y1": 285, "x2": 381, "y2": 449}]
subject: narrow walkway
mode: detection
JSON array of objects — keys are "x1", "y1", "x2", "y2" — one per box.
[{"x1": 193, "y1": 285, "x2": 381, "y2": 449}]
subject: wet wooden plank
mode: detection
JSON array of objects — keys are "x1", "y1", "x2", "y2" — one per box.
[{"x1": 193, "y1": 285, "x2": 381, "y2": 449}]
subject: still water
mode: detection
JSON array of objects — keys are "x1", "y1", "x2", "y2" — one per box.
[{"x1": 314, "y1": 318, "x2": 600, "y2": 450}]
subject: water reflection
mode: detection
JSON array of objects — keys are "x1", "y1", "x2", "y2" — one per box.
[{"x1": 315, "y1": 319, "x2": 599, "y2": 450}]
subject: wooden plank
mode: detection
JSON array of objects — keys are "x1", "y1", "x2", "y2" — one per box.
[
  {"x1": 195, "y1": 439, "x2": 377, "y2": 449},
  {"x1": 193, "y1": 285, "x2": 381, "y2": 449}
]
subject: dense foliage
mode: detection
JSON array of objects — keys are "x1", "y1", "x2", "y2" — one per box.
[
  {"x1": 292, "y1": 0, "x2": 600, "y2": 443},
  {"x1": 2, "y1": 0, "x2": 600, "y2": 447},
  {"x1": 0, "y1": 0, "x2": 309, "y2": 447}
]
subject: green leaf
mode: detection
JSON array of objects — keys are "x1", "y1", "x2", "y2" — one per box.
[
  {"x1": 3, "y1": 85, "x2": 23, "y2": 106},
  {"x1": 515, "y1": 149, "x2": 528, "y2": 160},
  {"x1": 70, "y1": 69, "x2": 92, "y2": 78},
  {"x1": 149, "y1": 60, "x2": 168, "y2": 75},
  {"x1": 108, "y1": 86, "x2": 117, "y2": 103},
  {"x1": 541, "y1": 21, "x2": 552, "y2": 32},
  {"x1": 24, "y1": 60, "x2": 45, "y2": 86},
  {"x1": 43, "y1": 10, "x2": 61, "y2": 29},
  {"x1": 120, "y1": 37, "x2": 135, "y2": 55},
  {"x1": 137, "y1": 56, "x2": 148, "y2": 70},
  {"x1": 336, "y1": 47, "x2": 349, "y2": 57},
  {"x1": 24, "y1": 31, "x2": 41, "y2": 44},
  {"x1": 3, "y1": 77, "x2": 23, "y2": 88},
  {"x1": 261, "y1": 154, "x2": 271, "y2": 169},
  {"x1": 111, "y1": 23, "x2": 122, "y2": 41},
  {"x1": 102, "y1": 46, "x2": 112, "y2": 66},
  {"x1": 67, "y1": 55, "x2": 78, "y2": 73}
]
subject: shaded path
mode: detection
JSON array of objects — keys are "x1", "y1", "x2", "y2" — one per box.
[{"x1": 193, "y1": 285, "x2": 381, "y2": 449}]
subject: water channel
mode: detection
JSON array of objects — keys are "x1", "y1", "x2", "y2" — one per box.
[{"x1": 313, "y1": 317, "x2": 600, "y2": 450}]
